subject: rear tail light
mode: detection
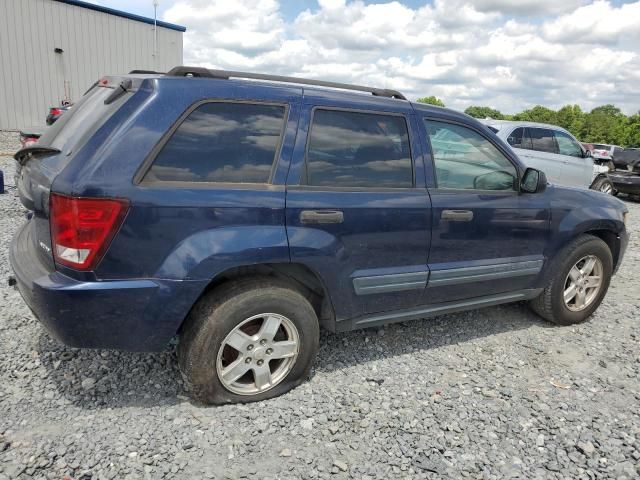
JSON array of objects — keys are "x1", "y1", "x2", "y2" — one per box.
[
  {"x1": 50, "y1": 193, "x2": 129, "y2": 270},
  {"x1": 49, "y1": 108, "x2": 62, "y2": 116}
]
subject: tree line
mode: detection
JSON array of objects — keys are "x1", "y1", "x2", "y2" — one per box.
[{"x1": 416, "y1": 97, "x2": 640, "y2": 147}]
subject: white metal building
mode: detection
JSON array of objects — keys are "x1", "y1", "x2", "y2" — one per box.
[{"x1": 0, "y1": 0, "x2": 185, "y2": 130}]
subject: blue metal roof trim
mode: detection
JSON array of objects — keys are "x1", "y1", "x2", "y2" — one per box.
[{"x1": 53, "y1": 0, "x2": 187, "y2": 32}]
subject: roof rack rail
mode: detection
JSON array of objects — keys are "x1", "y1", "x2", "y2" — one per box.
[
  {"x1": 165, "y1": 66, "x2": 407, "y2": 100},
  {"x1": 129, "y1": 69, "x2": 163, "y2": 74}
]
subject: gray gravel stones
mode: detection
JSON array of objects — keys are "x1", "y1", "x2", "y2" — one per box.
[{"x1": 1, "y1": 129, "x2": 640, "y2": 479}]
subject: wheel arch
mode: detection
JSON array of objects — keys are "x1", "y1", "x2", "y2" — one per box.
[
  {"x1": 583, "y1": 228, "x2": 622, "y2": 272},
  {"x1": 541, "y1": 228, "x2": 621, "y2": 287},
  {"x1": 177, "y1": 262, "x2": 336, "y2": 335}
]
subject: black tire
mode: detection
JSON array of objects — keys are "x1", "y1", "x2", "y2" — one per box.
[
  {"x1": 591, "y1": 176, "x2": 614, "y2": 195},
  {"x1": 178, "y1": 278, "x2": 319, "y2": 405},
  {"x1": 529, "y1": 235, "x2": 613, "y2": 325}
]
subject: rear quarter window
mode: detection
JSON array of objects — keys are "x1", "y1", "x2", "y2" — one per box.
[{"x1": 144, "y1": 102, "x2": 287, "y2": 184}]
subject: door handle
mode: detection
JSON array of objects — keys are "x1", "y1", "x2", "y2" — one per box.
[
  {"x1": 441, "y1": 209, "x2": 474, "y2": 222},
  {"x1": 300, "y1": 210, "x2": 344, "y2": 224}
]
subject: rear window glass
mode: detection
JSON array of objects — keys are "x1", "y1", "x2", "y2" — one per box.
[
  {"x1": 305, "y1": 109, "x2": 413, "y2": 188},
  {"x1": 38, "y1": 84, "x2": 126, "y2": 153},
  {"x1": 593, "y1": 144, "x2": 610, "y2": 150},
  {"x1": 530, "y1": 128, "x2": 557, "y2": 153},
  {"x1": 145, "y1": 102, "x2": 286, "y2": 184}
]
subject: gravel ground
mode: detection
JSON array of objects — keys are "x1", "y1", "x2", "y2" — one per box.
[{"x1": 0, "y1": 129, "x2": 639, "y2": 480}]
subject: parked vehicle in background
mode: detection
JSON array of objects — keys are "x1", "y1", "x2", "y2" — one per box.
[
  {"x1": 10, "y1": 68, "x2": 629, "y2": 404},
  {"x1": 592, "y1": 144, "x2": 623, "y2": 164},
  {"x1": 482, "y1": 120, "x2": 614, "y2": 194},
  {"x1": 45, "y1": 103, "x2": 72, "y2": 125},
  {"x1": 19, "y1": 127, "x2": 44, "y2": 148},
  {"x1": 611, "y1": 147, "x2": 640, "y2": 170},
  {"x1": 582, "y1": 143, "x2": 594, "y2": 156},
  {"x1": 610, "y1": 155, "x2": 640, "y2": 197}
]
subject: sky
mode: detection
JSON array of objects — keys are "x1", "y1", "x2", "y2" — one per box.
[{"x1": 89, "y1": 0, "x2": 640, "y2": 114}]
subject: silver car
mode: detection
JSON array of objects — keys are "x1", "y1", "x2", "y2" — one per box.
[
  {"x1": 592, "y1": 143, "x2": 623, "y2": 163},
  {"x1": 482, "y1": 120, "x2": 614, "y2": 194}
]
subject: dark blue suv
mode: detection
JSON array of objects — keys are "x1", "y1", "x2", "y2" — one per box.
[{"x1": 10, "y1": 67, "x2": 629, "y2": 404}]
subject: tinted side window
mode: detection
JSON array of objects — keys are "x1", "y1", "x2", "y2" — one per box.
[
  {"x1": 507, "y1": 127, "x2": 533, "y2": 150},
  {"x1": 305, "y1": 110, "x2": 413, "y2": 188},
  {"x1": 530, "y1": 128, "x2": 557, "y2": 154},
  {"x1": 554, "y1": 130, "x2": 582, "y2": 158},
  {"x1": 145, "y1": 102, "x2": 286, "y2": 183},
  {"x1": 425, "y1": 120, "x2": 517, "y2": 191}
]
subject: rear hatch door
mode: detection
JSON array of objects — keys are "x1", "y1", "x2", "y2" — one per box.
[{"x1": 14, "y1": 78, "x2": 139, "y2": 270}]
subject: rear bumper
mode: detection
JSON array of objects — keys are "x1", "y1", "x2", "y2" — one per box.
[{"x1": 10, "y1": 222, "x2": 207, "y2": 351}]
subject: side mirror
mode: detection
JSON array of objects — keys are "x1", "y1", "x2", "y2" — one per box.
[{"x1": 521, "y1": 168, "x2": 547, "y2": 194}]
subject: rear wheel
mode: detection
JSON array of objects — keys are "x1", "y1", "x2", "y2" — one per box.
[
  {"x1": 178, "y1": 279, "x2": 319, "y2": 404},
  {"x1": 529, "y1": 235, "x2": 612, "y2": 325}
]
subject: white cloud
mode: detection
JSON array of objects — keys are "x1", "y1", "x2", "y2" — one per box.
[
  {"x1": 543, "y1": 1, "x2": 640, "y2": 44},
  {"x1": 472, "y1": 0, "x2": 589, "y2": 15},
  {"x1": 164, "y1": 0, "x2": 640, "y2": 114}
]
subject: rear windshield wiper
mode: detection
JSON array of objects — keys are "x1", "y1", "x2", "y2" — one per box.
[
  {"x1": 104, "y1": 79, "x2": 133, "y2": 105},
  {"x1": 14, "y1": 146, "x2": 61, "y2": 165}
]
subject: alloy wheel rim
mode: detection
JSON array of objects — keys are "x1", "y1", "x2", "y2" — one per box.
[
  {"x1": 216, "y1": 313, "x2": 300, "y2": 395},
  {"x1": 600, "y1": 183, "x2": 613, "y2": 194},
  {"x1": 563, "y1": 255, "x2": 603, "y2": 312}
]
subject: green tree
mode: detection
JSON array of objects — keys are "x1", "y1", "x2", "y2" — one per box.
[
  {"x1": 556, "y1": 105, "x2": 585, "y2": 137},
  {"x1": 416, "y1": 96, "x2": 445, "y2": 107},
  {"x1": 441, "y1": 100, "x2": 636, "y2": 146},
  {"x1": 623, "y1": 113, "x2": 640, "y2": 147},
  {"x1": 512, "y1": 105, "x2": 558, "y2": 125},
  {"x1": 464, "y1": 106, "x2": 504, "y2": 119},
  {"x1": 582, "y1": 105, "x2": 625, "y2": 144}
]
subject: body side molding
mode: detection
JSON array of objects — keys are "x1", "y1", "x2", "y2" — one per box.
[
  {"x1": 337, "y1": 288, "x2": 543, "y2": 332},
  {"x1": 428, "y1": 260, "x2": 543, "y2": 287},
  {"x1": 353, "y1": 270, "x2": 429, "y2": 295}
]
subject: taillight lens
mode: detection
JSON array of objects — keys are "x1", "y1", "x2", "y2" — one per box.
[
  {"x1": 50, "y1": 193, "x2": 129, "y2": 270},
  {"x1": 50, "y1": 108, "x2": 62, "y2": 116}
]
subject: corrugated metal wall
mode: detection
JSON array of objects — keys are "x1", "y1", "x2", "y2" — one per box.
[{"x1": 0, "y1": 0, "x2": 183, "y2": 130}]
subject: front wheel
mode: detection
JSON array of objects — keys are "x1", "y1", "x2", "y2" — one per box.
[
  {"x1": 591, "y1": 176, "x2": 615, "y2": 195},
  {"x1": 529, "y1": 235, "x2": 613, "y2": 325},
  {"x1": 178, "y1": 279, "x2": 320, "y2": 404}
]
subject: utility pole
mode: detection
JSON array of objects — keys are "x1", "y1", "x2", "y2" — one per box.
[{"x1": 153, "y1": 0, "x2": 159, "y2": 70}]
